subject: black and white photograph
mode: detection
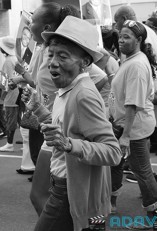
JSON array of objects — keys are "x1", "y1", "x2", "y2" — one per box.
[{"x1": 0, "y1": 0, "x2": 157, "y2": 231}]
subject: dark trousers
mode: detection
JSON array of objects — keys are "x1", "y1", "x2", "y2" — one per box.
[
  {"x1": 110, "y1": 122, "x2": 124, "y2": 192},
  {"x1": 34, "y1": 175, "x2": 74, "y2": 231},
  {"x1": 34, "y1": 174, "x2": 97, "y2": 231},
  {"x1": 111, "y1": 137, "x2": 157, "y2": 208},
  {"x1": 29, "y1": 128, "x2": 44, "y2": 166},
  {"x1": 0, "y1": 104, "x2": 6, "y2": 133},
  {"x1": 128, "y1": 138, "x2": 157, "y2": 207},
  {"x1": 111, "y1": 157, "x2": 125, "y2": 192},
  {"x1": 150, "y1": 127, "x2": 157, "y2": 150}
]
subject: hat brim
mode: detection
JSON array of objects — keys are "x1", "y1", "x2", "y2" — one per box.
[
  {"x1": 42, "y1": 31, "x2": 103, "y2": 63},
  {"x1": 0, "y1": 39, "x2": 15, "y2": 56}
]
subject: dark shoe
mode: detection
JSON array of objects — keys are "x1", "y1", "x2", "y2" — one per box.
[
  {"x1": 126, "y1": 173, "x2": 138, "y2": 183},
  {"x1": 16, "y1": 169, "x2": 34, "y2": 175},
  {"x1": 28, "y1": 175, "x2": 33, "y2": 182},
  {"x1": 16, "y1": 140, "x2": 23, "y2": 144},
  {"x1": 111, "y1": 195, "x2": 117, "y2": 214},
  {"x1": 123, "y1": 165, "x2": 133, "y2": 174},
  {"x1": 0, "y1": 132, "x2": 7, "y2": 139},
  {"x1": 153, "y1": 173, "x2": 157, "y2": 182},
  {"x1": 150, "y1": 145, "x2": 157, "y2": 153}
]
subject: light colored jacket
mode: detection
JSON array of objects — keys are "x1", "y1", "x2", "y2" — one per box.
[{"x1": 35, "y1": 76, "x2": 122, "y2": 231}]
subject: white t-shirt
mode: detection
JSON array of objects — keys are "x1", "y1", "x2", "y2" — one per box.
[
  {"x1": 144, "y1": 24, "x2": 157, "y2": 61},
  {"x1": 108, "y1": 51, "x2": 156, "y2": 140},
  {"x1": 153, "y1": 78, "x2": 157, "y2": 126}
]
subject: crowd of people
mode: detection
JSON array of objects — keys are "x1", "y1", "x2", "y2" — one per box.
[{"x1": 0, "y1": 1, "x2": 157, "y2": 231}]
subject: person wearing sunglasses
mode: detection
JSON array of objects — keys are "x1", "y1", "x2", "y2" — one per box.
[
  {"x1": 114, "y1": 5, "x2": 157, "y2": 63},
  {"x1": 108, "y1": 20, "x2": 157, "y2": 229}
]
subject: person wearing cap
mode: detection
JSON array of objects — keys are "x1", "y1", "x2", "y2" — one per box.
[
  {"x1": 23, "y1": 15, "x2": 122, "y2": 231},
  {"x1": 0, "y1": 36, "x2": 19, "y2": 152},
  {"x1": 108, "y1": 20, "x2": 157, "y2": 229}
]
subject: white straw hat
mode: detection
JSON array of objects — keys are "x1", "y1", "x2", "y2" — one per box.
[
  {"x1": 42, "y1": 16, "x2": 103, "y2": 63},
  {"x1": 0, "y1": 36, "x2": 15, "y2": 56}
]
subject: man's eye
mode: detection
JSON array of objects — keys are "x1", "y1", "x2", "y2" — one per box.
[
  {"x1": 48, "y1": 54, "x2": 54, "y2": 58},
  {"x1": 59, "y1": 55, "x2": 67, "y2": 59}
]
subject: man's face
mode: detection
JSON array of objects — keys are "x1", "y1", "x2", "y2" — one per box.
[
  {"x1": 145, "y1": 20, "x2": 157, "y2": 34},
  {"x1": 21, "y1": 28, "x2": 31, "y2": 47},
  {"x1": 114, "y1": 14, "x2": 125, "y2": 31},
  {"x1": 48, "y1": 40, "x2": 85, "y2": 89}
]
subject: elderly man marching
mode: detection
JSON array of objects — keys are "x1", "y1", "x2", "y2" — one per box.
[{"x1": 22, "y1": 16, "x2": 122, "y2": 231}]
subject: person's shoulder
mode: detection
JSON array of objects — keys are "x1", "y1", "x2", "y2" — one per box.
[
  {"x1": 143, "y1": 23, "x2": 157, "y2": 41},
  {"x1": 82, "y1": 2, "x2": 88, "y2": 7},
  {"x1": 82, "y1": 2, "x2": 88, "y2": 14},
  {"x1": 16, "y1": 37, "x2": 21, "y2": 45}
]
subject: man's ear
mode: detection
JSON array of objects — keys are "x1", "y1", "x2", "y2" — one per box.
[
  {"x1": 82, "y1": 56, "x2": 92, "y2": 67},
  {"x1": 79, "y1": 56, "x2": 92, "y2": 73},
  {"x1": 43, "y1": 24, "x2": 51, "y2": 31},
  {"x1": 123, "y1": 15, "x2": 128, "y2": 21}
]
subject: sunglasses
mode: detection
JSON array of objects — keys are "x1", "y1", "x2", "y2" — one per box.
[{"x1": 123, "y1": 20, "x2": 141, "y2": 31}]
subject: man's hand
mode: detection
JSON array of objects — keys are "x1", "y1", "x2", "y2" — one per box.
[
  {"x1": 15, "y1": 62, "x2": 26, "y2": 75},
  {"x1": 22, "y1": 85, "x2": 39, "y2": 111},
  {"x1": 119, "y1": 136, "x2": 130, "y2": 158},
  {"x1": 40, "y1": 123, "x2": 72, "y2": 152},
  {"x1": 8, "y1": 79, "x2": 17, "y2": 90}
]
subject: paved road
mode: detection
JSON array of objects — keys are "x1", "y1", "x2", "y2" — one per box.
[{"x1": 0, "y1": 128, "x2": 157, "y2": 231}]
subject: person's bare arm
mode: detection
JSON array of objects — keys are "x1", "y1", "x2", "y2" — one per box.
[{"x1": 15, "y1": 63, "x2": 35, "y2": 88}]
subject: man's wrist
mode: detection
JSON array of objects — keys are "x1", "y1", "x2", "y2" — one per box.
[
  {"x1": 66, "y1": 138, "x2": 72, "y2": 152},
  {"x1": 21, "y1": 70, "x2": 27, "y2": 78},
  {"x1": 66, "y1": 138, "x2": 83, "y2": 159},
  {"x1": 107, "y1": 73, "x2": 115, "y2": 78},
  {"x1": 32, "y1": 102, "x2": 41, "y2": 112}
]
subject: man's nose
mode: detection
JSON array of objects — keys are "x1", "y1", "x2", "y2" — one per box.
[{"x1": 48, "y1": 56, "x2": 59, "y2": 69}]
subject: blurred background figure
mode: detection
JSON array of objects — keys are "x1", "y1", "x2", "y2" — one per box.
[
  {"x1": 16, "y1": 127, "x2": 35, "y2": 175},
  {"x1": 99, "y1": 27, "x2": 120, "y2": 119},
  {"x1": 82, "y1": 0, "x2": 112, "y2": 27},
  {"x1": 0, "y1": 48, "x2": 7, "y2": 139},
  {"x1": 145, "y1": 17, "x2": 157, "y2": 34},
  {"x1": 0, "y1": 36, "x2": 19, "y2": 152},
  {"x1": 144, "y1": 17, "x2": 157, "y2": 154},
  {"x1": 16, "y1": 26, "x2": 32, "y2": 66},
  {"x1": 101, "y1": 27, "x2": 120, "y2": 61}
]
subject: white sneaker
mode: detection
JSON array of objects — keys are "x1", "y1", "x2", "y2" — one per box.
[{"x1": 0, "y1": 143, "x2": 14, "y2": 152}]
